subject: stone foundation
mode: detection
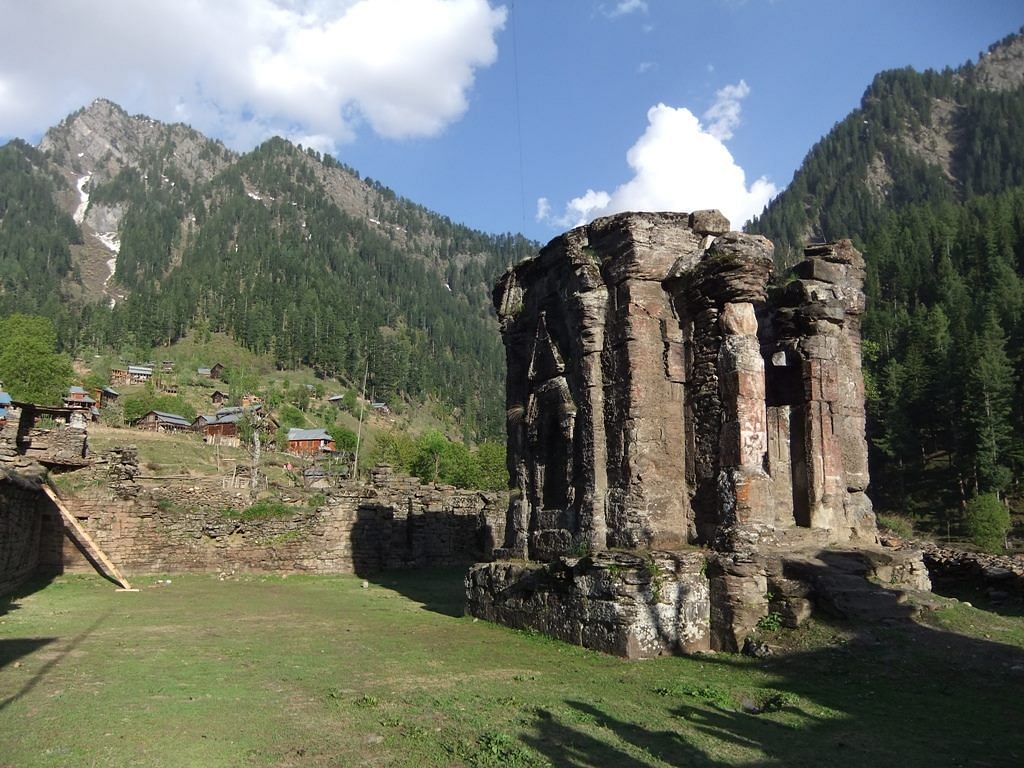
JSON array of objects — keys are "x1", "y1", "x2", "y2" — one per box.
[
  {"x1": 466, "y1": 551, "x2": 710, "y2": 658},
  {"x1": 466, "y1": 545, "x2": 931, "y2": 657}
]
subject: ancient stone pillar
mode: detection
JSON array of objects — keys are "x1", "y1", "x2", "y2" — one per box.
[
  {"x1": 762, "y1": 240, "x2": 876, "y2": 543},
  {"x1": 665, "y1": 230, "x2": 775, "y2": 547},
  {"x1": 493, "y1": 215, "x2": 876, "y2": 558}
]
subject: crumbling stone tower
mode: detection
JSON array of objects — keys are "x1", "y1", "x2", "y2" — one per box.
[
  {"x1": 491, "y1": 211, "x2": 874, "y2": 559},
  {"x1": 467, "y1": 211, "x2": 925, "y2": 657}
]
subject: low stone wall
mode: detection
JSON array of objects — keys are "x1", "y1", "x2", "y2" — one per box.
[
  {"x1": 58, "y1": 471, "x2": 505, "y2": 577},
  {"x1": 466, "y1": 551, "x2": 711, "y2": 658},
  {"x1": 922, "y1": 544, "x2": 1024, "y2": 600}
]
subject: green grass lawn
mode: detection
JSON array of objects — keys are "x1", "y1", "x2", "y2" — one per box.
[{"x1": 2, "y1": 570, "x2": 1023, "y2": 767}]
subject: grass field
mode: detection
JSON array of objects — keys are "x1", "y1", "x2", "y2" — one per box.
[{"x1": 1, "y1": 570, "x2": 1023, "y2": 767}]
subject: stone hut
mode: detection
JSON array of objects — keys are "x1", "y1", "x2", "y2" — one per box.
[{"x1": 467, "y1": 211, "x2": 928, "y2": 657}]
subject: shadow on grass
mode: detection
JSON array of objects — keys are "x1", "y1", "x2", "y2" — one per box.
[
  {"x1": 525, "y1": 702, "x2": 717, "y2": 767},
  {"x1": 929, "y1": 578, "x2": 1024, "y2": 619},
  {"x1": 516, "y1": 613, "x2": 1024, "y2": 767},
  {"x1": 1, "y1": 572, "x2": 58, "y2": 620},
  {"x1": 362, "y1": 567, "x2": 468, "y2": 618},
  {"x1": 0, "y1": 608, "x2": 111, "y2": 712},
  {"x1": 0, "y1": 638, "x2": 56, "y2": 673},
  {"x1": 514, "y1": 553, "x2": 1024, "y2": 767}
]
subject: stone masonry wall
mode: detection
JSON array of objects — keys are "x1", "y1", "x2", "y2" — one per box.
[
  {"x1": 55, "y1": 464, "x2": 504, "y2": 577},
  {"x1": 0, "y1": 471, "x2": 46, "y2": 595}
]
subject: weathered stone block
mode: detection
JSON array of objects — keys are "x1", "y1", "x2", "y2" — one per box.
[
  {"x1": 689, "y1": 209, "x2": 731, "y2": 236},
  {"x1": 466, "y1": 551, "x2": 711, "y2": 658}
]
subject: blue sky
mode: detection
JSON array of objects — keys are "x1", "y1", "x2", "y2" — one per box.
[{"x1": 1, "y1": 0, "x2": 1022, "y2": 241}]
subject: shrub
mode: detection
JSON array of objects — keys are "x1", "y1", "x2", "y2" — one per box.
[
  {"x1": 877, "y1": 514, "x2": 913, "y2": 539},
  {"x1": 222, "y1": 500, "x2": 295, "y2": 521},
  {"x1": 964, "y1": 493, "x2": 1010, "y2": 553}
]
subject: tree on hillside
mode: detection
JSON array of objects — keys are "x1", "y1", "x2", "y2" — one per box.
[
  {"x1": 0, "y1": 314, "x2": 73, "y2": 404},
  {"x1": 964, "y1": 493, "x2": 1011, "y2": 553},
  {"x1": 474, "y1": 441, "x2": 508, "y2": 492},
  {"x1": 962, "y1": 312, "x2": 1016, "y2": 496},
  {"x1": 412, "y1": 430, "x2": 449, "y2": 485}
]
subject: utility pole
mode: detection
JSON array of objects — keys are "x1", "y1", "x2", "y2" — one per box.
[{"x1": 353, "y1": 358, "x2": 369, "y2": 482}]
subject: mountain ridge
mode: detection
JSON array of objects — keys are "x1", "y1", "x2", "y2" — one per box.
[
  {"x1": 1, "y1": 99, "x2": 537, "y2": 439},
  {"x1": 749, "y1": 27, "x2": 1024, "y2": 263}
]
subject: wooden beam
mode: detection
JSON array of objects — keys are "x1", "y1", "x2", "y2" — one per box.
[{"x1": 41, "y1": 484, "x2": 136, "y2": 591}]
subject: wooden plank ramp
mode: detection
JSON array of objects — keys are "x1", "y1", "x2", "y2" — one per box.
[{"x1": 42, "y1": 484, "x2": 138, "y2": 592}]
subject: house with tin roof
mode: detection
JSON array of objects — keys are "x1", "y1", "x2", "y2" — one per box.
[{"x1": 286, "y1": 427, "x2": 335, "y2": 457}]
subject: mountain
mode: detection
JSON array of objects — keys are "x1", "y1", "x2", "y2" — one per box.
[
  {"x1": 749, "y1": 30, "x2": 1024, "y2": 524},
  {"x1": 749, "y1": 27, "x2": 1024, "y2": 263},
  {"x1": 0, "y1": 99, "x2": 536, "y2": 439}
]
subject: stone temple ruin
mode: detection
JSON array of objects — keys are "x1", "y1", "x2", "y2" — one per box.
[{"x1": 466, "y1": 211, "x2": 931, "y2": 656}]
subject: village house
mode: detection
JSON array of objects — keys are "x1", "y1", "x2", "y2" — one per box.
[
  {"x1": 210, "y1": 390, "x2": 229, "y2": 406},
  {"x1": 194, "y1": 405, "x2": 274, "y2": 447},
  {"x1": 197, "y1": 363, "x2": 226, "y2": 379},
  {"x1": 111, "y1": 365, "x2": 154, "y2": 386},
  {"x1": 130, "y1": 365, "x2": 154, "y2": 384},
  {"x1": 286, "y1": 427, "x2": 335, "y2": 457},
  {"x1": 63, "y1": 386, "x2": 95, "y2": 411},
  {"x1": 193, "y1": 410, "x2": 243, "y2": 447},
  {"x1": 94, "y1": 386, "x2": 119, "y2": 407},
  {"x1": 240, "y1": 393, "x2": 262, "y2": 409},
  {"x1": 132, "y1": 410, "x2": 192, "y2": 433}
]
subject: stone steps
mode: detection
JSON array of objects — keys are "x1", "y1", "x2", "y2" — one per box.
[{"x1": 779, "y1": 550, "x2": 925, "y2": 623}]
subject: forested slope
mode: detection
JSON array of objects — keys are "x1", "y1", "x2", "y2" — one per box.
[{"x1": 0, "y1": 102, "x2": 536, "y2": 440}]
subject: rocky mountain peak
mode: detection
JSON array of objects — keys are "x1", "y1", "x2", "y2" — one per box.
[
  {"x1": 39, "y1": 98, "x2": 235, "y2": 189},
  {"x1": 974, "y1": 28, "x2": 1024, "y2": 92}
]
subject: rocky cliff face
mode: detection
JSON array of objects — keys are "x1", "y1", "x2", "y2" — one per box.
[
  {"x1": 974, "y1": 29, "x2": 1024, "y2": 91},
  {"x1": 491, "y1": 211, "x2": 876, "y2": 560},
  {"x1": 40, "y1": 98, "x2": 236, "y2": 189}
]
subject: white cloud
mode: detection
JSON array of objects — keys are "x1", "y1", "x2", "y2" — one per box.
[
  {"x1": 637, "y1": 61, "x2": 656, "y2": 74},
  {"x1": 702, "y1": 79, "x2": 749, "y2": 141},
  {"x1": 604, "y1": 0, "x2": 648, "y2": 18},
  {"x1": 0, "y1": 0, "x2": 506, "y2": 152},
  {"x1": 538, "y1": 89, "x2": 777, "y2": 231}
]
